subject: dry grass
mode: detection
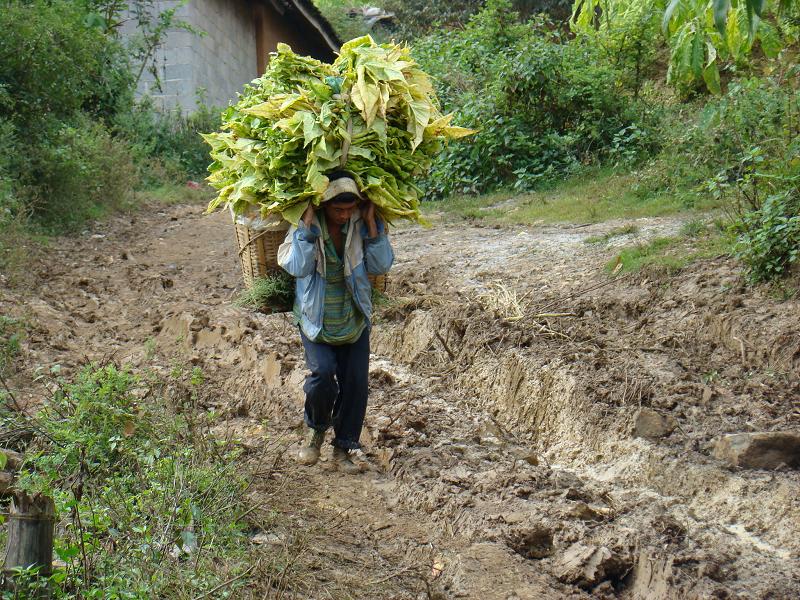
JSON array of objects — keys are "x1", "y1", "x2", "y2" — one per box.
[{"x1": 477, "y1": 282, "x2": 529, "y2": 322}]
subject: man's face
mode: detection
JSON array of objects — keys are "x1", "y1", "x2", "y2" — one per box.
[{"x1": 323, "y1": 200, "x2": 357, "y2": 226}]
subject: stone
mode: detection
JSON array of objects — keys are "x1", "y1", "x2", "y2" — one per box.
[
  {"x1": 632, "y1": 408, "x2": 675, "y2": 440},
  {"x1": 712, "y1": 432, "x2": 800, "y2": 470}
]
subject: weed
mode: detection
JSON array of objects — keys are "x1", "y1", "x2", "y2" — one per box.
[
  {"x1": 234, "y1": 273, "x2": 295, "y2": 313},
  {"x1": 608, "y1": 227, "x2": 733, "y2": 275},
  {"x1": 680, "y1": 219, "x2": 707, "y2": 238},
  {"x1": 143, "y1": 337, "x2": 156, "y2": 361}
]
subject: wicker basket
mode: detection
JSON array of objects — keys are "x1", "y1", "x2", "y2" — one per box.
[{"x1": 234, "y1": 220, "x2": 289, "y2": 289}]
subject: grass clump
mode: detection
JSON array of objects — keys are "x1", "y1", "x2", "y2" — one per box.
[
  {"x1": 608, "y1": 221, "x2": 732, "y2": 275},
  {"x1": 235, "y1": 273, "x2": 295, "y2": 313},
  {"x1": 1, "y1": 363, "x2": 255, "y2": 599}
]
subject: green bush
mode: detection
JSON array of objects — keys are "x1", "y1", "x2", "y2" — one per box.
[
  {"x1": 0, "y1": 0, "x2": 215, "y2": 236},
  {"x1": 3, "y1": 363, "x2": 252, "y2": 599},
  {"x1": 735, "y1": 189, "x2": 800, "y2": 282},
  {"x1": 115, "y1": 96, "x2": 222, "y2": 185},
  {"x1": 0, "y1": 1, "x2": 134, "y2": 126},
  {"x1": 0, "y1": 1, "x2": 138, "y2": 232},
  {"x1": 0, "y1": 118, "x2": 19, "y2": 225},
  {"x1": 692, "y1": 77, "x2": 800, "y2": 281},
  {"x1": 414, "y1": 0, "x2": 644, "y2": 198},
  {"x1": 17, "y1": 116, "x2": 137, "y2": 231}
]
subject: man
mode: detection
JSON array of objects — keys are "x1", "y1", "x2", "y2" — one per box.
[{"x1": 277, "y1": 171, "x2": 394, "y2": 473}]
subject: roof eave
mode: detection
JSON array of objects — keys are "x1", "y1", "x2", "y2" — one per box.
[{"x1": 286, "y1": 0, "x2": 341, "y2": 54}]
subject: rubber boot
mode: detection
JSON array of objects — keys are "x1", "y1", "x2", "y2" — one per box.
[
  {"x1": 297, "y1": 428, "x2": 325, "y2": 466},
  {"x1": 332, "y1": 447, "x2": 361, "y2": 474}
]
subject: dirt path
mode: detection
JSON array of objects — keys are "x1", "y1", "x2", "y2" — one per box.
[{"x1": 4, "y1": 203, "x2": 799, "y2": 598}]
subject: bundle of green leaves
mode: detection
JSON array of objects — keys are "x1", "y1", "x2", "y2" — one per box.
[{"x1": 202, "y1": 36, "x2": 473, "y2": 225}]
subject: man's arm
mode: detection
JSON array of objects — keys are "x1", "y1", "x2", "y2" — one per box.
[
  {"x1": 362, "y1": 201, "x2": 394, "y2": 275},
  {"x1": 277, "y1": 204, "x2": 320, "y2": 278}
]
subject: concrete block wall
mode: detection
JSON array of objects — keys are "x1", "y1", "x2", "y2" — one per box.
[
  {"x1": 190, "y1": 0, "x2": 257, "y2": 109},
  {"x1": 123, "y1": 0, "x2": 257, "y2": 114}
]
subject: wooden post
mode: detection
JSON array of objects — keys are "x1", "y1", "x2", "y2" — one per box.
[{"x1": 3, "y1": 492, "x2": 55, "y2": 590}]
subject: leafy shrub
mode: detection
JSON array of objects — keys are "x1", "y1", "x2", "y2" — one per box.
[
  {"x1": 314, "y1": 0, "x2": 573, "y2": 42},
  {"x1": 0, "y1": 1, "x2": 138, "y2": 232},
  {"x1": 735, "y1": 189, "x2": 800, "y2": 282},
  {"x1": 383, "y1": 0, "x2": 574, "y2": 38},
  {"x1": 571, "y1": 0, "x2": 795, "y2": 96},
  {"x1": 19, "y1": 117, "x2": 137, "y2": 231},
  {"x1": 642, "y1": 75, "x2": 799, "y2": 282},
  {"x1": 4, "y1": 363, "x2": 252, "y2": 598},
  {"x1": 0, "y1": 0, "x2": 212, "y2": 235},
  {"x1": 0, "y1": 118, "x2": 19, "y2": 225},
  {"x1": 115, "y1": 96, "x2": 222, "y2": 185},
  {"x1": 415, "y1": 0, "x2": 643, "y2": 197},
  {"x1": 569, "y1": 0, "x2": 663, "y2": 96},
  {"x1": 0, "y1": 0, "x2": 134, "y2": 126}
]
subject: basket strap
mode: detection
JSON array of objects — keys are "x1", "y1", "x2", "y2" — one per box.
[
  {"x1": 340, "y1": 117, "x2": 353, "y2": 168},
  {"x1": 238, "y1": 228, "x2": 277, "y2": 257}
]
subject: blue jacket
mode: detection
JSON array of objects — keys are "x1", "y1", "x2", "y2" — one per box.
[{"x1": 277, "y1": 209, "x2": 394, "y2": 341}]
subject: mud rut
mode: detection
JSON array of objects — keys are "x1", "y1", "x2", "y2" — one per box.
[{"x1": 6, "y1": 203, "x2": 800, "y2": 599}]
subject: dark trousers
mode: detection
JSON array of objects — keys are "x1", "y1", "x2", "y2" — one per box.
[{"x1": 300, "y1": 328, "x2": 370, "y2": 450}]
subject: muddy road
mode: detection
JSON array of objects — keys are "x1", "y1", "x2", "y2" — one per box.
[{"x1": 4, "y1": 202, "x2": 799, "y2": 598}]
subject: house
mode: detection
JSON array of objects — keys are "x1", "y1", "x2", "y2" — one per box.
[{"x1": 124, "y1": 0, "x2": 340, "y2": 113}]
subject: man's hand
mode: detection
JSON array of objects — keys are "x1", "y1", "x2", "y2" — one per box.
[
  {"x1": 302, "y1": 202, "x2": 315, "y2": 228},
  {"x1": 362, "y1": 200, "x2": 379, "y2": 238}
]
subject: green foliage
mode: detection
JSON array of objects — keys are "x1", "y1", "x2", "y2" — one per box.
[
  {"x1": 415, "y1": 0, "x2": 644, "y2": 197},
  {"x1": 3, "y1": 364, "x2": 252, "y2": 599},
  {"x1": 115, "y1": 96, "x2": 222, "y2": 185},
  {"x1": 235, "y1": 273, "x2": 296, "y2": 312},
  {"x1": 735, "y1": 189, "x2": 800, "y2": 281},
  {"x1": 0, "y1": 0, "x2": 211, "y2": 238},
  {"x1": 570, "y1": 0, "x2": 664, "y2": 95},
  {"x1": 571, "y1": 0, "x2": 797, "y2": 95},
  {"x1": 0, "y1": 1, "x2": 135, "y2": 126},
  {"x1": 0, "y1": 2, "x2": 132, "y2": 232},
  {"x1": 313, "y1": 0, "x2": 574, "y2": 42},
  {"x1": 694, "y1": 77, "x2": 800, "y2": 280},
  {"x1": 312, "y1": 0, "x2": 396, "y2": 43},
  {"x1": 0, "y1": 316, "x2": 24, "y2": 376},
  {"x1": 20, "y1": 117, "x2": 137, "y2": 231}
]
